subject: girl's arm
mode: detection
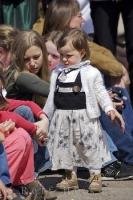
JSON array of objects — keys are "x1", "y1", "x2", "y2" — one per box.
[{"x1": 15, "y1": 72, "x2": 49, "y2": 97}]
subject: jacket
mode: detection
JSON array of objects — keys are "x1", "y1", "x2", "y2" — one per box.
[
  {"x1": 44, "y1": 61, "x2": 114, "y2": 120},
  {"x1": 89, "y1": 41, "x2": 123, "y2": 77}
]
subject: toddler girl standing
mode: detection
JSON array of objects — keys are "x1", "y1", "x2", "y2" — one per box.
[{"x1": 44, "y1": 28, "x2": 119, "y2": 193}]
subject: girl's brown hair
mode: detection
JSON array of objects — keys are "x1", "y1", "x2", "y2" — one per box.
[
  {"x1": 43, "y1": 0, "x2": 80, "y2": 34},
  {"x1": 43, "y1": 30, "x2": 63, "y2": 47},
  {"x1": 58, "y1": 28, "x2": 90, "y2": 60}
]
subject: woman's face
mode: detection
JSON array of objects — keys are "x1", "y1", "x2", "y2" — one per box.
[
  {"x1": 24, "y1": 45, "x2": 43, "y2": 74},
  {"x1": 69, "y1": 12, "x2": 84, "y2": 29},
  {"x1": 45, "y1": 40, "x2": 60, "y2": 71}
]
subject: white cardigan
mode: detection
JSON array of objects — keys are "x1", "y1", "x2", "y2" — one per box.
[{"x1": 44, "y1": 62, "x2": 113, "y2": 120}]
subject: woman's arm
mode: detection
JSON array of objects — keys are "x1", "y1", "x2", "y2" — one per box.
[
  {"x1": 0, "y1": 111, "x2": 37, "y2": 135},
  {"x1": 7, "y1": 99, "x2": 47, "y2": 119}
]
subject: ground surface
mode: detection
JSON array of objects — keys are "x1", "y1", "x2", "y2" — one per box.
[{"x1": 39, "y1": 171, "x2": 133, "y2": 200}]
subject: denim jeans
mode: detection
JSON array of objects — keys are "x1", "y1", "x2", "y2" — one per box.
[
  {"x1": 100, "y1": 87, "x2": 133, "y2": 165},
  {"x1": 14, "y1": 105, "x2": 52, "y2": 173},
  {"x1": 0, "y1": 143, "x2": 11, "y2": 185}
]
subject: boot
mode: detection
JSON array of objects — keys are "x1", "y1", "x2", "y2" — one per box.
[
  {"x1": 27, "y1": 180, "x2": 57, "y2": 200},
  {"x1": 88, "y1": 173, "x2": 102, "y2": 193},
  {"x1": 56, "y1": 171, "x2": 79, "y2": 191},
  {"x1": 17, "y1": 180, "x2": 57, "y2": 200}
]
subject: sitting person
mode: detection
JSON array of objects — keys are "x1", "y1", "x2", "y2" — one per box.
[
  {"x1": 0, "y1": 70, "x2": 52, "y2": 171},
  {"x1": 0, "y1": 119, "x2": 56, "y2": 200},
  {"x1": 0, "y1": 24, "x2": 49, "y2": 108},
  {"x1": 0, "y1": 120, "x2": 42, "y2": 200},
  {"x1": 0, "y1": 131, "x2": 21, "y2": 200}
]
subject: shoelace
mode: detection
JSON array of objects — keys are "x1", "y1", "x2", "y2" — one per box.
[{"x1": 89, "y1": 175, "x2": 100, "y2": 186}]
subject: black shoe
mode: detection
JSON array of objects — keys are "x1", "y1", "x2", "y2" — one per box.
[
  {"x1": 101, "y1": 161, "x2": 121, "y2": 180},
  {"x1": 115, "y1": 163, "x2": 133, "y2": 180}
]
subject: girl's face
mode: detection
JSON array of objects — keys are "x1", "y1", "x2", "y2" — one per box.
[
  {"x1": 69, "y1": 12, "x2": 84, "y2": 29},
  {"x1": 59, "y1": 41, "x2": 84, "y2": 67},
  {"x1": 24, "y1": 45, "x2": 43, "y2": 74},
  {"x1": 45, "y1": 40, "x2": 60, "y2": 71}
]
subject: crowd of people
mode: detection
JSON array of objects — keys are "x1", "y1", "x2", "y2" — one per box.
[{"x1": 0, "y1": 0, "x2": 133, "y2": 199}]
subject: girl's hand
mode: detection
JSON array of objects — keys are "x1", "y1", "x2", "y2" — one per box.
[
  {"x1": 107, "y1": 110, "x2": 116, "y2": 121},
  {"x1": 107, "y1": 109, "x2": 125, "y2": 132}
]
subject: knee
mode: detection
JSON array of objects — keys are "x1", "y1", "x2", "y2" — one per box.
[
  {"x1": 14, "y1": 106, "x2": 35, "y2": 122},
  {"x1": 12, "y1": 128, "x2": 33, "y2": 152}
]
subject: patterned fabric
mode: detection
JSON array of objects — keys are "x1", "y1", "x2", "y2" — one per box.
[{"x1": 48, "y1": 109, "x2": 111, "y2": 170}]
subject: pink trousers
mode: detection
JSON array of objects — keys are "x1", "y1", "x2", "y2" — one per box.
[{"x1": 4, "y1": 128, "x2": 35, "y2": 185}]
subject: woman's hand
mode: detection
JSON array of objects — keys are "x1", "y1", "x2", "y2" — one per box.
[
  {"x1": 0, "y1": 131, "x2": 5, "y2": 142},
  {"x1": 0, "y1": 120, "x2": 15, "y2": 137},
  {"x1": 34, "y1": 117, "x2": 49, "y2": 146},
  {"x1": 0, "y1": 180, "x2": 7, "y2": 200}
]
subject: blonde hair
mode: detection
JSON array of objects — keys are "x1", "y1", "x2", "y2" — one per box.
[
  {"x1": 12, "y1": 30, "x2": 49, "y2": 81},
  {"x1": 11, "y1": 30, "x2": 49, "y2": 107}
]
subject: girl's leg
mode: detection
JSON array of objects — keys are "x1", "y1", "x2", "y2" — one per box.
[{"x1": 3, "y1": 128, "x2": 35, "y2": 186}]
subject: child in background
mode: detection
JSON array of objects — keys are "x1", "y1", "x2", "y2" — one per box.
[
  {"x1": 44, "y1": 29, "x2": 123, "y2": 193},
  {"x1": 44, "y1": 31, "x2": 63, "y2": 71}
]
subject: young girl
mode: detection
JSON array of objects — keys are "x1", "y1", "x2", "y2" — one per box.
[
  {"x1": 3, "y1": 30, "x2": 49, "y2": 108},
  {"x1": 43, "y1": 28, "x2": 123, "y2": 193}
]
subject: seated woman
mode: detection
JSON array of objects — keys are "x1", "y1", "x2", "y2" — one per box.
[
  {"x1": 0, "y1": 119, "x2": 56, "y2": 200},
  {"x1": 0, "y1": 120, "x2": 39, "y2": 200},
  {"x1": 0, "y1": 70, "x2": 51, "y2": 172},
  {"x1": 0, "y1": 131, "x2": 19, "y2": 200}
]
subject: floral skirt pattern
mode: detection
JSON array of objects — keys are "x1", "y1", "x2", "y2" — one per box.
[{"x1": 47, "y1": 109, "x2": 111, "y2": 170}]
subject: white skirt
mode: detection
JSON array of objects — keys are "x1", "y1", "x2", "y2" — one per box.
[{"x1": 48, "y1": 109, "x2": 111, "y2": 170}]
